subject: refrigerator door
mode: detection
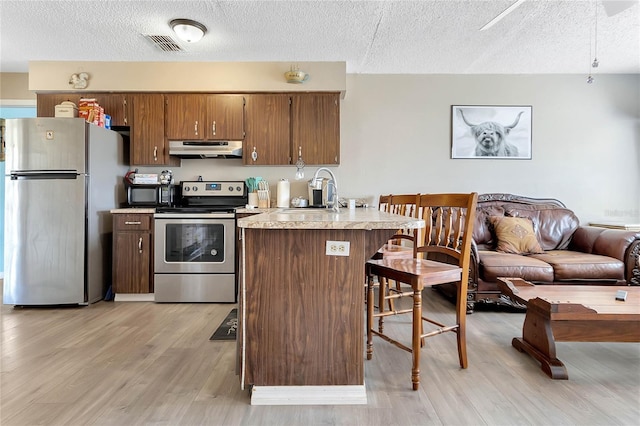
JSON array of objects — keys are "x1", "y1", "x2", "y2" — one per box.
[
  {"x1": 5, "y1": 118, "x2": 87, "y2": 173},
  {"x1": 3, "y1": 173, "x2": 86, "y2": 304}
]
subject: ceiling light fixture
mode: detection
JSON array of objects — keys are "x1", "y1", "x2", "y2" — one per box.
[{"x1": 170, "y1": 19, "x2": 207, "y2": 43}]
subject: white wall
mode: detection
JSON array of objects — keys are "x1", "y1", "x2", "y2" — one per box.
[{"x1": 157, "y1": 74, "x2": 639, "y2": 224}]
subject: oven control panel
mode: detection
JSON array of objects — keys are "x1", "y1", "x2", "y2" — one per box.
[{"x1": 180, "y1": 180, "x2": 246, "y2": 197}]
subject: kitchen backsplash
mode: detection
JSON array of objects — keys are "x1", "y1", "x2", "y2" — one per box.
[{"x1": 127, "y1": 159, "x2": 373, "y2": 204}]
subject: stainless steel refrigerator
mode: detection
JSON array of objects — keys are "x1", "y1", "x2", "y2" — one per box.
[{"x1": 3, "y1": 118, "x2": 127, "y2": 305}]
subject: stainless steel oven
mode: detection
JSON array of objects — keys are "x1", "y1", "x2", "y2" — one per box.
[{"x1": 153, "y1": 180, "x2": 247, "y2": 303}]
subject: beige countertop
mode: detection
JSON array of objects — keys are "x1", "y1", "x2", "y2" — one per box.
[
  {"x1": 110, "y1": 208, "x2": 156, "y2": 214},
  {"x1": 236, "y1": 207, "x2": 271, "y2": 214},
  {"x1": 237, "y1": 207, "x2": 424, "y2": 230}
]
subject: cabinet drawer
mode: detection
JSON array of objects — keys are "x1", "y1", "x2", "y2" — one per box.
[{"x1": 114, "y1": 214, "x2": 151, "y2": 231}]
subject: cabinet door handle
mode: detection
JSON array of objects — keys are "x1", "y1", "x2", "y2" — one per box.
[
  {"x1": 195, "y1": 120, "x2": 199, "y2": 136},
  {"x1": 138, "y1": 237, "x2": 143, "y2": 253},
  {"x1": 251, "y1": 147, "x2": 258, "y2": 162},
  {"x1": 153, "y1": 146, "x2": 158, "y2": 162},
  {"x1": 212, "y1": 120, "x2": 216, "y2": 135},
  {"x1": 124, "y1": 221, "x2": 142, "y2": 225}
]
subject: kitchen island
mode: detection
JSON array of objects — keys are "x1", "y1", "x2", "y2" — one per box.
[{"x1": 236, "y1": 208, "x2": 424, "y2": 405}]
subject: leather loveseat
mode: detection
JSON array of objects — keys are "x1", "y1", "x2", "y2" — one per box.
[{"x1": 435, "y1": 193, "x2": 640, "y2": 312}]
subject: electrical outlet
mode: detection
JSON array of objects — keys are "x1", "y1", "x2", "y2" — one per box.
[{"x1": 326, "y1": 240, "x2": 350, "y2": 256}]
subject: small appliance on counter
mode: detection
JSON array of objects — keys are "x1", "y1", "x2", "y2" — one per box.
[
  {"x1": 308, "y1": 177, "x2": 333, "y2": 208},
  {"x1": 123, "y1": 170, "x2": 174, "y2": 207}
]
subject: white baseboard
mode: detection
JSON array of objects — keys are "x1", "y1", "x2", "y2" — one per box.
[
  {"x1": 250, "y1": 385, "x2": 367, "y2": 405},
  {"x1": 114, "y1": 293, "x2": 154, "y2": 302}
]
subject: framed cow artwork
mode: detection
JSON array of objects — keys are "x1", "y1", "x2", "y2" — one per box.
[{"x1": 451, "y1": 105, "x2": 532, "y2": 159}]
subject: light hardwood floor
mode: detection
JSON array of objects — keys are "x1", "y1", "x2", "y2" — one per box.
[{"x1": 1, "y1": 280, "x2": 639, "y2": 426}]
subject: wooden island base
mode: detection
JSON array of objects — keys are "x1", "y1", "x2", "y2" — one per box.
[
  {"x1": 498, "y1": 278, "x2": 640, "y2": 380},
  {"x1": 237, "y1": 208, "x2": 424, "y2": 405}
]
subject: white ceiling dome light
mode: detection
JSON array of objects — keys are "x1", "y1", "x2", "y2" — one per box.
[{"x1": 170, "y1": 19, "x2": 207, "y2": 43}]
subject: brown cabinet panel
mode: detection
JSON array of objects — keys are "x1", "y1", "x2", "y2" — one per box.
[
  {"x1": 37, "y1": 93, "x2": 130, "y2": 126},
  {"x1": 88, "y1": 93, "x2": 130, "y2": 126},
  {"x1": 112, "y1": 213, "x2": 153, "y2": 294},
  {"x1": 114, "y1": 214, "x2": 151, "y2": 231},
  {"x1": 241, "y1": 228, "x2": 365, "y2": 386},
  {"x1": 206, "y1": 94, "x2": 245, "y2": 140},
  {"x1": 291, "y1": 93, "x2": 340, "y2": 165},
  {"x1": 164, "y1": 94, "x2": 205, "y2": 140},
  {"x1": 165, "y1": 94, "x2": 244, "y2": 140},
  {"x1": 36, "y1": 93, "x2": 82, "y2": 117},
  {"x1": 244, "y1": 94, "x2": 291, "y2": 165},
  {"x1": 130, "y1": 94, "x2": 174, "y2": 166}
]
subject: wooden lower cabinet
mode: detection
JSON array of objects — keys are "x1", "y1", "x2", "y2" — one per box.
[{"x1": 112, "y1": 213, "x2": 153, "y2": 293}]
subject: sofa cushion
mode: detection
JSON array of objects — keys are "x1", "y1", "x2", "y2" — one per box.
[
  {"x1": 479, "y1": 250, "x2": 554, "y2": 282},
  {"x1": 529, "y1": 250, "x2": 625, "y2": 281},
  {"x1": 505, "y1": 207, "x2": 579, "y2": 250},
  {"x1": 489, "y1": 216, "x2": 544, "y2": 254}
]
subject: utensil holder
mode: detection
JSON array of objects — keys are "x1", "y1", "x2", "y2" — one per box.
[
  {"x1": 248, "y1": 192, "x2": 259, "y2": 207},
  {"x1": 258, "y1": 190, "x2": 270, "y2": 208}
]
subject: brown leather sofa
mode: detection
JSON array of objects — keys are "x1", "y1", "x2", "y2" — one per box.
[{"x1": 435, "y1": 193, "x2": 640, "y2": 312}]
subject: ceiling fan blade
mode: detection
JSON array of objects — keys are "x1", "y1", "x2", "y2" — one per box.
[
  {"x1": 602, "y1": 0, "x2": 638, "y2": 17},
  {"x1": 480, "y1": 0, "x2": 528, "y2": 31}
]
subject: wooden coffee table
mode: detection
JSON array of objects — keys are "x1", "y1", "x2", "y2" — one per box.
[{"x1": 497, "y1": 278, "x2": 640, "y2": 380}]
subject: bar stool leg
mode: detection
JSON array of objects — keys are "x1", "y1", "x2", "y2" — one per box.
[
  {"x1": 411, "y1": 287, "x2": 422, "y2": 391},
  {"x1": 367, "y1": 272, "x2": 375, "y2": 360}
]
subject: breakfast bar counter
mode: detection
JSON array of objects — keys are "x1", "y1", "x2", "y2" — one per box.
[{"x1": 236, "y1": 208, "x2": 424, "y2": 405}]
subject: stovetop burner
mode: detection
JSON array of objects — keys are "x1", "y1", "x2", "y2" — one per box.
[{"x1": 156, "y1": 180, "x2": 248, "y2": 214}]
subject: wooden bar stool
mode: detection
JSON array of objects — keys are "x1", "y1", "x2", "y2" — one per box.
[
  {"x1": 371, "y1": 194, "x2": 420, "y2": 331},
  {"x1": 366, "y1": 192, "x2": 478, "y2": 390}
]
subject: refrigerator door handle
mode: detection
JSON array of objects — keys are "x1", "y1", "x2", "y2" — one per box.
[{"x1": 10, "y1": 171, "x2": 79, "y2": 180}]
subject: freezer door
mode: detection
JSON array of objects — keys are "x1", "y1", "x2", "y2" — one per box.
[
  {"x1": 5, "y1": 118, "x2": 87, "y2": 173},
  {"x1": 3, "y1": 174, "x2": 86, "y2": 305}
]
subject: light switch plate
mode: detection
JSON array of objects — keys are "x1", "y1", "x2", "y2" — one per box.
[{"x1": 326, "y1": 241, "x2": 350, "y2": 256}]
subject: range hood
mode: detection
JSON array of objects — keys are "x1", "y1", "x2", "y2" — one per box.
[{"x1": 169, "y1": 140, "x2": 243, "y2": 158}]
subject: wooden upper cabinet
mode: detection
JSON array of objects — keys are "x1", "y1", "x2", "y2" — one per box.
[
  {"x1": 206, "y1": 95, "x2": 245, "y2": 140},
  {"x1": 291, "y1": 93, "x2": 340, "y2": 165},
  {"x1": 89, "y1": 93, "x2": 130, "y2": 126},
  {"x1": 244, "y1": 94, "x2": 291, "y2": 165},
  {"x1": 130, "y1": 94, "x2": 174, "y2": 166},
  {"x1": 164, "y1": 94, "x2": 205, "y2": 140},
  {"x1": 37, "y1": 93, "x2": 130, "y2": 126},
  {"x1": 165, "y1": 94, "x2": 244, "y2": 140},
  {"x1": 37, "y1": 93, "x2": 82, "y2": 117}
]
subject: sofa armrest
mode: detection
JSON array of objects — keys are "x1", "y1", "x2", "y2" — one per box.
[{"x1": 570, "y1": 226, "x2": 640, "y2": 285}]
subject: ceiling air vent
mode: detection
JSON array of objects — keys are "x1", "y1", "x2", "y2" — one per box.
[{"x1": 144, "y1": 34, "x2": 184, "y2": 52}]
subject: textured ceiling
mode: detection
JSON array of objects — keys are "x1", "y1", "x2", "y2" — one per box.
[{"x1": 0, "y1": 0, "x2": 638, "y2": 74}]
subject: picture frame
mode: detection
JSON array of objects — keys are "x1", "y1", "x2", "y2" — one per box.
[{"x1": 451, "y1": 105, "x2": 532, "y2": 159}]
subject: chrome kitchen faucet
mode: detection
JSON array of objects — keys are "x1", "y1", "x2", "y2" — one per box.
[{"x1": 310, "y1": 167, "x2": 339, "y2": 212}]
